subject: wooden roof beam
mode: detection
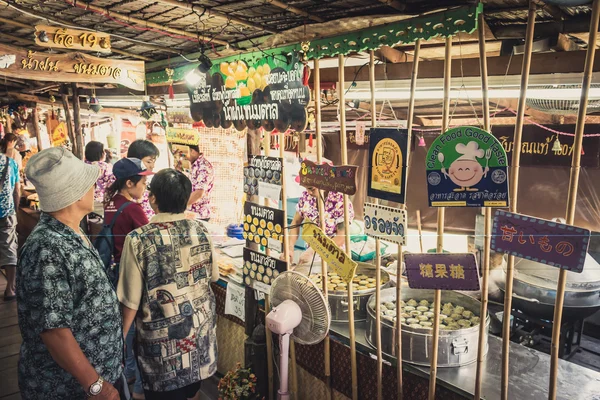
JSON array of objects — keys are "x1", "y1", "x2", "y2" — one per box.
[
  {"x1": 62, "y1": 0, "x2": 229, "y2": 46},
  {"x1": 150, "y1": 0, "x2": 279, "y2": 34},
  {"x1": 376, "y1": 46, "x2": 413, "y2": 63},
  {"x1": 377, "y1": 0, "x2": 407, "y2": 12},
  {"x1": 263, "y1": 0, "x2": 324, "y2": 23}
]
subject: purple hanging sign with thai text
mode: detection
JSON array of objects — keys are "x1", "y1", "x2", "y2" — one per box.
[
  {"x1": 404, "y1": 253, "x2": 480, "y2": 291},
  {"x1": 491, "y1": 210, "x2": 590, "y2": 273}
]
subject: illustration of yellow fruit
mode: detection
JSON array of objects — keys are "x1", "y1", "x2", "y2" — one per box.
[
  {"x1": 234, "y1": 65, "x2": 248, "y2": 81},
  {"x1": 257, "y1": 65, "x2": 264, "y2": 75},
  {"x1": 258, "y1": 227, "x2": 263, "y2": 236},
  {"x1": 220, "y1": 62, "x2": 230, "y2": 75},
  {"x1": 253, "y1": 217, "x2": 259, "y2": 226},
  {"x1": 260, "y1": 220, "x2": 266, "y2": 228},
  {"x1": 248, "y1": 67, "x2": 256, "y2": 78},
  {"x1": 247, "y1": 78, "x2": 256, "y2": 93},
  {"x1": 275, "y1": 224, "x2": 282, "y2": 233},
  {"x1": 238, "y1": 61, "x2": 247, "y2": 71},
  {"x1": 248, "y1": 233, "x2": 254, "y2": 241},
  {"x1": 262, "y1": 64, "x2": 271, "y2": 75},
  {"x1": 264, "y1": 230, "x2": 271, "y2": 238},
  {"x1": 261, "y1": 238, "x2": 268, "y2": 247},
  {"x1": 252, "y1": 75, "x2": 262, "y2": 91},
  {"x1": 246, "y1": 215, "x2": 252, "y2": 223},
  {"x1": 244, "y1": 223, "x2": 249, "y2": 231},
  {"x1": 254, "y1": 235, "x2": 261, "y2": 244},
  {"x1": 229, "y1": 61, "x2": 238, "y2": 70},
  {"x1": 250, "y1": 225, "x2": 256, "y2": 233},
  {"x1": 267, "y1": 221, "x2": 274, "y2": 230},
  {"x1": 225, "y1": 75, "x2": 236, "y2": 89},
  {"x1": 240, "y1": 86, "x2": 250, "y2": 97}
]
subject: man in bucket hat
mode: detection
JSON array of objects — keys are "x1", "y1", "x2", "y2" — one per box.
[{"x1": 17, "y1": 147, "x2": 123, "y2": 400}]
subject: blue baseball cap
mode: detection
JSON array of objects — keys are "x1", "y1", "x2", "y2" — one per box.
[{"x1": 113, "y1": 158, "x2": 155, "y2": 179}]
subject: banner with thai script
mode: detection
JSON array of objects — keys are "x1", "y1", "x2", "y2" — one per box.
[
  {"x1": 0, "y1": 43, "x2": 144, "y2": 91},
  {"x1": 426, "y1": 126, "x2": 509, "y2": 207},
  {"x1": 166, "y1": 127, "x2": 200, "y2": 145},
  {"x1": 368, "y1": 128, "x2": 408, "y2": 204},
  {"x1": 243, "y1": 247, "x2": 286, "y2": 289},
  {"x1": 298, "y1": 159, "x2": 358, "y2": 196},
  {"x1": 244, "y1": 156, "x2": 283, "y2": 200},
  {"x1": 243, "y1": 202, "x2": 284, "y2": 252},
  {"x1": 363, "y1": 203, "x2": 407, "y2": 245},
  {"x1": 404, "y1": 253, "x2": 480, "y2": 290},
  {"x1": 491, "y1": 210, "x2": 590, "y2": 273},
  {"x1": 188, "y1": 55, "x2": 310, "y2": 132},
  {"x1": 302, "y1": 223, "x2": 357, "y2": 283}
]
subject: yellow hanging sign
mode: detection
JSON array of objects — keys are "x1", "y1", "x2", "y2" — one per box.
[
  {"x1": 301, "y1": 223, "x2": 357, "y2": 283},
  {"x1": 51, "y1": 122, "x2": 68, "y2": 147}
]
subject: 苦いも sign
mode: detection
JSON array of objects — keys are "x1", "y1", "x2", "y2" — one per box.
[
  {"x1": 404, "y1": 253, "x2": 480, "y2": 291},
  {"x1": 491, "y1": 210, "x2": 591, "y2": 273},
  {"x1": 426, "y1": 126, "x2": 509, "y2": 207}
]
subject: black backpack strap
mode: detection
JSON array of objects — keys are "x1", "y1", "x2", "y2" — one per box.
[{"x1": 107, "y1": 201, "x2": 132, "y2": 228}]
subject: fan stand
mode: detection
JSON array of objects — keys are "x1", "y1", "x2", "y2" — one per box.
[{"x1": 278, "y1": 333, "x2": 292, "y2": 400}]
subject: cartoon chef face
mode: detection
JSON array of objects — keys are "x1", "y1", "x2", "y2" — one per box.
[{"x1": 448, "y1": 141, "x2": 485, "y2": 189}]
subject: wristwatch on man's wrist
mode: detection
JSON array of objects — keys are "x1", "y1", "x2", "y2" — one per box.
[{"x1": 87, "y1": 376, "x2": 104, "y2": 397}]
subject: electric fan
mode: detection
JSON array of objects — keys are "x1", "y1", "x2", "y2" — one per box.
[{"x1": 267, "y1": 271, "x2": 331, "y2": 400}]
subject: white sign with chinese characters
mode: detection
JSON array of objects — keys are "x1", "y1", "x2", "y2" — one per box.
[{"x1": 363, "y1": 203, "x2": 407, "y2": 245}]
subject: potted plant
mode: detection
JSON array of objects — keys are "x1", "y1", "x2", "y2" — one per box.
[{"x1": 218, "y1": 363, "x2": 263, "y2": 400}]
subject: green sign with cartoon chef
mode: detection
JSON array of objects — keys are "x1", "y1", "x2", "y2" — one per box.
[{"x1": 425, "y1": 126, "x2": 509, "y2": 207}]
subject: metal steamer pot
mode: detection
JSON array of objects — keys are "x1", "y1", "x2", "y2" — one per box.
[
  {"x1": 366, "y1": 287, "x2": 490, "y2": 367},
  {"x1": 327, "y1": 264, "x2": 392, "y2": 322},
  {"x1": 495, "y1": 254, "x2": 600, "y2": 321}
]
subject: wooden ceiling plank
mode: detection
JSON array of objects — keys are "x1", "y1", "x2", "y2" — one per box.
[
  {"x1": 263, "y1": 0, "x2": 324, "y2": 23},
  {"x1": 377, "y1": 0, "x2": 407, "y2": 12},
  {"x1": 150, "y1": 0, "x2": 279, "y2": 34},
  {"x1": 376, "y1": 46, "x2": 413, "y2": 63}
]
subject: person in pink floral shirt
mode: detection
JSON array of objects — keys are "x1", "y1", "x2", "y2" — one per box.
[
  {"x1": 85, "y1": 141, "x2": 114, "y2": 216},
  {"x1": 287, "y1": 186, "x2": 354, "y2": 264},
  {"x1": 127, "y1": 140, "x2": 159, "y2": 221},
  {"x1": 186, "y1": 145, "x2": 214, "y2": 221}
]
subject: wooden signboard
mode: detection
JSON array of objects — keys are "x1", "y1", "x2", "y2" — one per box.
[
  {"x1": 166, "y1": 127, "x2": 200, "y2": 145},
  {"x1": 34, "y1": 25, "x2": 111, "y2": 54},
  {"x1": 491, "y1": 210, "x2": 591, "y2": 273},
  {"x1": 298, "y1": 159, "x2": 358, "y2": 196},
  {"x1": 404, "y1": 253, "x2": 480, "y2": 291},
  {"x1": 363, "y1": 203, "x2": 407, "y2": 245},
  {"x1": 0, "y1": 43, "x2": 144, "y2": 91},
  {"x1": 302, "y1": 223, "x2": 357, "y2": 283},
  {"x1": 368, "y1": 128, "x2": 409, "y2": 204}
]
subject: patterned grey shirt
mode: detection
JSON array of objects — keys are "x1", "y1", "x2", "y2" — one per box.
[
  {"x1": 17, "y1": 213, "x2": 123, "y2": 399},
  {"x1": 117, "y1": 213, "x2": 218, "y2": 392}
]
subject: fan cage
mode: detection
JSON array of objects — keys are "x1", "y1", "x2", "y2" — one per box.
[{"x1": 526, "y1": 84, "x2": 600, "y2": 115}]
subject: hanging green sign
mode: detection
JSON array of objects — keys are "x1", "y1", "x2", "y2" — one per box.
[{"x1": 425, "y1": 126, "x2": 509, "y2": 208}]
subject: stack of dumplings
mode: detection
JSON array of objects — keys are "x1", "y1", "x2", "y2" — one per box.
[
  {"x1": 310, "y1": 273, "x2": 378, "y2": 292},
  {"x1": 377, "y1": 299, "x2": 481, "y2": 330}
]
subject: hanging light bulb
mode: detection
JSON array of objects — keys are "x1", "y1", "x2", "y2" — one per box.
[
  {"x1": 552, "y1": 136, "x2": 562, "y2": 153},
  {"x1": 418, "y1": 135, "x2": 426, "y2": 147}
]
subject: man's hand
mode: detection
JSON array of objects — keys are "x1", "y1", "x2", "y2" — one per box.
[{"x1": 96, "y1": 381, "x2": 119, "y2": 400}]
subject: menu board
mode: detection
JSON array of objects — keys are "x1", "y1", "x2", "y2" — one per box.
[
  {"x1": 426, "y1": 126, "x2": 509, "y2": 207},
  {"x1": 404, "y1": 253, "x2": 480, "y2": 291},
  {"x1": 243, "y1": 202, "x2": 284, "y2": 252},
  {"x1": 298, "y1": 159, "x2": 358, "y2": 196},
  {"x1": 491, "y1": 210, "x2": 590, "y2": 273},
  {"x1": 244, "y1": 156, "x2": 283, "y2": 200},
  {"x1": 363, "y1": 203, "x2": 407, "y2": 245},
  {"x1": 188, "y1": 55, "x2": 310, "y2": 132},
  {"x1": 243, "y1": 247, "x2": 287, "y2": 289},
  {"x1": 368, "y1": 128, "x2": 408, "y2": 203}
]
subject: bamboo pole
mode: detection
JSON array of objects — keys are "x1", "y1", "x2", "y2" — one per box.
[
  {"x1": 71, "y1": 83, "x2": 84, "y2": 159},
  {"x1": 475, "y1": 9, "x2": 492, "y2": 399},
  {"x1": 369, "y1": 49, "x2": 384, "y2": 400},
  {"x1": 314, "y1": 59, "x2": 333, "y2": 400},
  {"x1": 262, "y1": 131, "x2": 275, "y2": 400},
  {"x1": 60, "y1": 92, "x2": 76, "y2": 152},
  {"x1": 278, "y1": 130, "x2": 298, "y2": 400},
  {"x1": 429, "y1": 36, "x2": 452, "y2": 400},
  {"x1": 416, "y1": 210, "x2": 424, "y2": 253},
  {"x1": 550, "y1": 1, "x2": 600, "y2": 398},
  {"x1": 501, "y1": 3, "x2": 536, "y2": 399},
  {"x1": 339, "y1": 54, "x2": 358, "y2": 400},
  {"x1": 30, "y1": 104, "x2": 43, "y2": 151},
  {"x1": 397, "y1": 38, "x2": 421, "y2": 400}
]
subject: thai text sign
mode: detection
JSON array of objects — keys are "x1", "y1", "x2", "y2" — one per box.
[
  {"x1": 299, "y1": 159, "x2": 358, "y2": 196},
  {"x1": 404, "y1": 253, "x2": 480, "y2": 291},
  {"x1": 243, "y1": 248, "x2": 286, "y2": 289},
  {"x1": 302, "y1": 223, "x2": 357, "y2": 283},
  {"x1": 368, "y1": 128, "x2": 408, "y2": 203},
  {"x1": 363, "y1": 203, "x2": 407, "y2": 245},
  {"x1": 166, "y1": 127, "x2": 200, "y2": 145},
  {"x1": 244, "y1": 156, "x2": 283, "y2": 199},
  {"x1": 34, "y1": 25, "x2": 111, "y2": 53},
  {"x1": 491, "y1": 210, "x2": 590, "y2": 273},
  {"x1": 243, "y1": 202, "x2": 284, "y2": 252},
  {"x1": 0, "y1": 43, "x2": 144, "y2": 91},
  {"x1": 188, "y1": 55, "x2": 310, "y2": 132},
  {"x1": 426, "y1": 126, "x2": 509, "y2": 207}
]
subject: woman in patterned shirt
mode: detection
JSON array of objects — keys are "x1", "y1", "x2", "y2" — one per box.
[
  {"x1": 287, "y1": 186, "x2": 355, "y2": 265},
  {"x1": 85, "y1": 141, "x2": 114, "y2": 217},
  {"x1": 127, "y1": 140, "x2": 160, "y2": 221}
]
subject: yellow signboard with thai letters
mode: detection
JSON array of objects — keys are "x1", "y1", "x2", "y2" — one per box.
[{"x1": 302, "y1": 223, "x2": 357, "y2": 283}]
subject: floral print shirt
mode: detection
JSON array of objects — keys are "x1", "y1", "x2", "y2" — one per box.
[
  {"x1": 0, "y1": 155, "x2": 19, "y2": 218},
  {"x1": 139, "y1": 189, "x2": 155, "y2": 220},
  {"x1": 17, "y1": 213, "x2": 123, "y2": 399},
  {"x1": 189, "y1": 155, "x2": 214, "y2": 220},
  {"x1": 297, "y1": 191, "x2": 354, "y2": 237},
  {"x1": 87, "y1": 160, "x2": 114, "y2": 204}
]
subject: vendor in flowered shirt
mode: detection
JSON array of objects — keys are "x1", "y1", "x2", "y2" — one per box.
[
  {"x1": 126, "y1": 139, "x2": 159, "y2": 220},
  {"x1": 288, "y1": 186, "x2": 355, "y2": 265},
  {"x1": 186, "y1": 144, "x2": 214, "y2": 221},
  {"x1": 85, "y1": 141, "x2": 113, "y2": 216}
]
